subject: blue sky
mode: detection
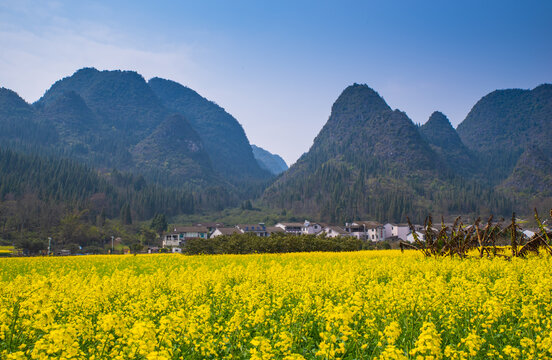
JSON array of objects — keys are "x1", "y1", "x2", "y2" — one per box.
[{"x1": 1, "y1": 0, "x2": 551, "y2": 165}]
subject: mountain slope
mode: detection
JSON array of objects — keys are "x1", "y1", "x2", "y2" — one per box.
[
  {"x1": 36, "y1": 68, "x2": 167, "y2": 136},
  {"x1": 499, "y1": 146, "x2": 552, "y2": 196},
  {"x1": 148, "y1": 77, "x2": 272, "y2": 181},
  {"x1": 251, "y1": 145, "x2": 288, "y2": 175},
  {"x1": 419, "y1": 111, "x2": 476, "y2": 175},
  {"x1": 0, "y1": 88, "x2": 57, "y2": 146},
  {"x1": 131, "y1": 114, "x2": 214, "y2": 186},
  {"x1": 456, "y1": 84, "x2": 552, "y2": 182}
]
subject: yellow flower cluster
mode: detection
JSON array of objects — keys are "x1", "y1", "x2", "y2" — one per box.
[{"x1": 1, "y1": 251, "x2": 552, "y2": 359}]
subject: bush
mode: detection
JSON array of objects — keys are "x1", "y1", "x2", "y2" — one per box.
[{"x1": 183, "y1": 233, "x2": 363, "y2": 255}]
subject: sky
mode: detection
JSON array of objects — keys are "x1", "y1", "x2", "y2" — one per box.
[{"x1": 1, "y1": 1, "x2": 551, "y2": 165}]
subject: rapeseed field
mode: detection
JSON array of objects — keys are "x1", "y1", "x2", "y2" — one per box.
[{"x1": 1, "y1": 251, "x2": 551, "y2": 359}]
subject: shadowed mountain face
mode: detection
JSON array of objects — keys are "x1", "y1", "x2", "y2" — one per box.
[
  {"x1": 419, "y1": 111, "x2": 477, "y2": 176},
  {"x1": 251, "y1": 145, "x2": 288, "y2": 175},
  {"x1": 148, "y1": 77, "x2": 272, "y2": 182},
  {"x1": 499, "y1": 146, "x2": 552, "y2": 197},
  {"x1": 131, "y1": 114, "x2": 215, "y2": 186},
  {"x1": 456, "y1": 84, "x2": 552, "y2": 182},
  {"x1": 0, "y1": 88, "x2": 57, "y2": 146}
]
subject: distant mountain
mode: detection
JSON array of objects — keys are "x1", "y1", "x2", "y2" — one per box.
[
  {"x1": 148, "y1": 77, "x2": 272, "y2": 182},
  {"x1": 131, "y1": 114, "x2": 214, "y2": 186},
  {"x1": 251, "y1": 145, "x2": 288, "y2": 175},
  {"x1": 419, "y1": 111, "x2": 477, "y2": 176},
  {"x1": 263, "y1": 84, "x2": 510, "y2": 223},
  {"x1": 457, "y1": 84, "x2": 552, "y2": 182}
]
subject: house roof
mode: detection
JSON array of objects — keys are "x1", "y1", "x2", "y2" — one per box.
[
  {"x1": 174, "y1": 226, "x2": 209, "y2": 233},
  {"x1": 267, "y1": 227, "x2": 285, "y2": 233},
  {"x1": 214, "y1": 227, "x2": 241, "y2": 235},
  {"x1": 324, "y1": 226, "x2": 348, "y2": 235},
  {"x1": 352, "y1": 221, "x2": 383, "y2": 228},
  {"x1": 277, "y1": 222, "x2": 304, "y2": 227}
]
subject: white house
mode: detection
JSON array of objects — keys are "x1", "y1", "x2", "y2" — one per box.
[
  {"x1": 210, "y1": 227, "x2": 241, "y2": 238},
  {"x1": 384, "y1": 223, "x2": 410, "y2": 241},
  {"x1": 406, "y1": 231, "x2": 425, "y2": 243},
  {"x1": 301, "y1": 221, "x2": 323, "y2": 235},
  {"x1": 162, "y1": 233, "x2": 181, "y2": 248},
  {"x1": 162, "y1": 226, "x2": 209, "y2": 248},
  {"x1": 275, "y1": 222, "x2": 304, "y2": 234},
  {"x1": 236, "y1": 223, "x2": 269, "y2": 237},
  {"x1": 194, "y1": 222, "x2": 224, "y2": 234},
  {"x1": 320, "y1": 226, "x2": 349, "y2": 238},
  {"x1": 345, "y1": 221, "x2": 385, "y2": 241}
]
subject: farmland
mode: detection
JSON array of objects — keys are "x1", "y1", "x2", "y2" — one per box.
[{"x1": 1, "y1": 251, "x2": 551, "y2": 359}]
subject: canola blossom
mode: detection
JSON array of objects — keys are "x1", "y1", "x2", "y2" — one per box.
[{"x1": 0, "y1": 251, "x2": 551, "y2": 359}]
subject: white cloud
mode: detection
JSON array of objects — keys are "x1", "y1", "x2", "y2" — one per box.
[{"x1": 0, "y1": 15, "x2": 199, "y2": 102}]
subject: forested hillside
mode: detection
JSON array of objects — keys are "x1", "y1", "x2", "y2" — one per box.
[
  {"x1": 0, "y1": 146, "x2": 239, "y2": 252},
  {"x1": 262, "y1": 84, "x2": 515, "y2": 223},
  {"x1": 148, "y1": 77, "x2": 272, "y2": 182}
]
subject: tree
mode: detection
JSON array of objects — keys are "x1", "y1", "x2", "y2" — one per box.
[
  {"x1": 120, "y1": 203, "x2": 132, "y2": 225},
  {"x1": 150, "y1": 213, "x2": 167, "y2": 234},
  {"x1": 140, "y1": 226, "x2": 158, "y2": 246}
]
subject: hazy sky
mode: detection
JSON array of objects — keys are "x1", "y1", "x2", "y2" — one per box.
[{"x1": 1, "y1": 0, "x2": 551, "y2": 165}]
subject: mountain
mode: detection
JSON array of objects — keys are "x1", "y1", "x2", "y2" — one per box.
[
  {"x1": 131, "y1": 114, "x2": 214, "y2": 186},
  {"x1": 419, "y1": 111, "x2": 477, "y2": 176},
  {"x1": 499, "y1": 146, "x2": 552, "y2": 197},
  {"x1": 251, "y1": 145, "x2": 288, "y2": 175},
  {"x1": 1, "y1": 68, "x2": 277, "y2": 215},
  {"x1": 33, "y1": 68, "x2": 174, "y2": 170},
  {"x1": 0, "y1": 88, "x2": 57, "y2": 147},
  {"x1": 292, "y1": 84, "x2": 437, "y2": 172},
  {"x1": 457, "y1": 84, "x2": 552, "y2": 182},
  {"x1": 147, "y1": 77, "x2": 271, "y2": 182},
  {"x1": 262, "y1": 84, "x2": 509, "y2": 223},
  {"x1": 36, "y1": 68, "x2": 167, "y2": 136}
]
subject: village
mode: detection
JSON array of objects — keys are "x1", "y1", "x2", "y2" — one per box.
[
  {"x1": 159, "y1": 218, "x2": 547, "y2": 253},
  {"x1": 160, "y1": 220, "x2": 429, "y2": 252}
]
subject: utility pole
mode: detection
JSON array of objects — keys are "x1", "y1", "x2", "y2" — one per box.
[
  {"x1": 111, "y1": 236, "x2": 114, "y2": 254},
  {"x1": 48, "y1": 237, "x2": 52, "y2": 256}
]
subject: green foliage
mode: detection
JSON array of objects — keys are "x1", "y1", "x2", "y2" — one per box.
[
  {"x1": 150, "y1": 214, "x2": 168, "y2": 234},
  {"x1": 120, "y1": 203, "x2": 132, "y2": 225},
  {"x1": 184, "y1": 233, "x2": 363, "y2": 255}
]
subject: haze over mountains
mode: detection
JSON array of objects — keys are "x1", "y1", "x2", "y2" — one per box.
[{"x1": 0, "y1": 67, "x2": 550, "y2": 223}]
